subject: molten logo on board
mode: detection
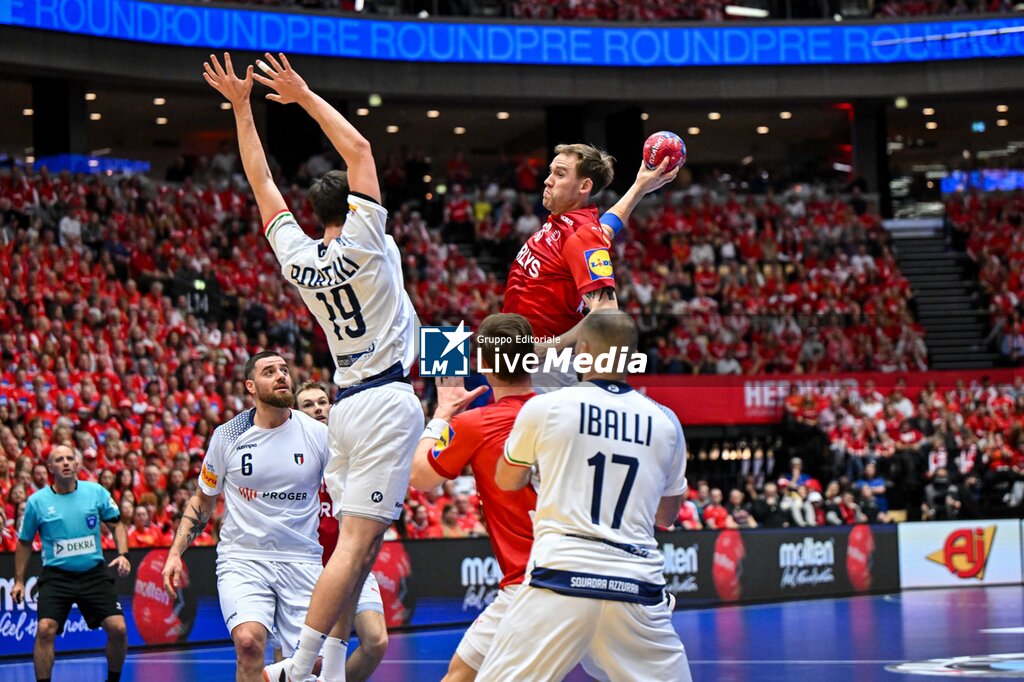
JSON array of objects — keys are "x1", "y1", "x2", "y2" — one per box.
[{"x1": 926, "y1": 526, "x2": 996, "y2": 580}]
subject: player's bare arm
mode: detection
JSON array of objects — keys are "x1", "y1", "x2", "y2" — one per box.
[
  {"x1": 203, "y1": 52, "x2": 287, "y2": 225},
  {"x1": 495, "y1": 456, "x2": 531, "y2": 491},
  {"x1": 162, "y1": 490, "x2": 217, "y2": 597},
  {"x1": 655, "y1": 495, "x2": 685, "y2": 528},
  {"x1": 600, "y1": 158, "x2": 678, "y2": 239},
  {"x1": 254, "y1": 52, "x2": 381, "y2": 203},
  {"x1": 535, "y1": 288, "x2": 617, "y2": 352},
  {"x1": 410, "y1": 377, "x2": 488, "y2": 490},
  {"x1": 105, "y1": 518, "x2": 131, "y2": 577},
  {"x1": 11, "y1": 538, "x2": 32, "y2": 604}
]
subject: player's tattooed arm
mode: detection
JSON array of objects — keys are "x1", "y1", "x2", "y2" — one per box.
[
  {"x1": 163, "y1": 491, "x2": 217, "y2": 596},
  {"x1": 582, "y1": 286, "x2": 618, "y2": 311},
  {"x1": 535, "y1": 287, "x2": 619, "y2": 353},
  {"x1": 171, "y1": 493, "x2": 217, "y2": 553}
]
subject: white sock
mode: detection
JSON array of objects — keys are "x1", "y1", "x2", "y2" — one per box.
[
  {"x1": 290, "y1": 624, "x2": 328, "y2": 678},
  {"x1": 320, "y1": 636, "x2": 349, "y2": 682}
]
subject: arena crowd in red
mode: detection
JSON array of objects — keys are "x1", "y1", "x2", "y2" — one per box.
[{"x1": 0, "y1": 161, "x2": 1017, "y2": 547}]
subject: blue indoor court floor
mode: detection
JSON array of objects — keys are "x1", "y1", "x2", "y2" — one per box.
[{"x1": 4, "y1": 585, "x2": 1024, "y2": 681}]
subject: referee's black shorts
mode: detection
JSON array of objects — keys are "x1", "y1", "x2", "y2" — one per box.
[{"x1": 37, "y1": 563, "x2": 123, "y2": 633}]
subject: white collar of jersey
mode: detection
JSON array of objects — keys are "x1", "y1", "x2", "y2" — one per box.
[{"x1": 586, "y1": 379, "x2": 633, "y2": 394}]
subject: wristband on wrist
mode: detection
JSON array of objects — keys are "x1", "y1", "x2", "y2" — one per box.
[
  {"x1": 421, "y1": 418, "x2": 449, "y2": 442},
  {"x1": 600, "y1": 212, "x2": 624, "y2": 237},
  {"x1": 119, "y1": 552, "x2": 129, "y2": 559}
]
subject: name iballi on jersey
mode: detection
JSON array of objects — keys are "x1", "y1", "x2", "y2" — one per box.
[{"x1": 476, "y1": 345, "x2": 648, "y2": 375}]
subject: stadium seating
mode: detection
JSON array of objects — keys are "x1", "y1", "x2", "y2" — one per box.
[{"x1": 2, "y1": 162, "x2": 1021, "y2": 545}]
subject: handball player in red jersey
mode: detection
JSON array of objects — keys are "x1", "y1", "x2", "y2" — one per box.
[
  {"x1": 294, "y1": 382, "x2": 388, "y2": 682},
  {"x1": 503, "y1": 143, "x2": 678, "y2": 390},
  {"x1": 409, "y1": 314, "x2": 539, "y2": 681}
]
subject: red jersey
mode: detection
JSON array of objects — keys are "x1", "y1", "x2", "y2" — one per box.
[
  {"x1": 428, "y1": 393, "x2": 536, "y2": 589},
  {"x1": 502, "y1": 207, "x2": 615, "y2": 339},
  {"x1": 318, "y1": 480, "x2": 339, "y2": 566}
]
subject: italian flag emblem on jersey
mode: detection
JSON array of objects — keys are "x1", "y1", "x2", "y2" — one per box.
[{"x1": 294, "y1": 453, "x2": 304, "y2": 465}]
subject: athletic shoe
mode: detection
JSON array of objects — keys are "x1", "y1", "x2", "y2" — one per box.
[{"x1": 262, "y1": 659, "x2": 316, "y2": 682}]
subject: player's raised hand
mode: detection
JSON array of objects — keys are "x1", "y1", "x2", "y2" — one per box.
[
  {"x1": 633, "y1": 158, "x2": 680, "y2": 195},
  {"x1": 434, "y1": 376, "x2": 489, "y2": 422},
  {"x1": 203, "y1": 52, "x2": 253, "y2": 108},
  {"x1": 252, "y1": 52, "x2": 310, "y2": 106}
]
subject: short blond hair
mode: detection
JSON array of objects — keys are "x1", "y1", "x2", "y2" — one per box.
[{"x1": 554, "y1": 143, "x2": 615, "y2": 195}]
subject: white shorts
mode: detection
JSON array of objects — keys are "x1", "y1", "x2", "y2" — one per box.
[
  {"x1": 476, "y1": 585, "x2": 691, "y2": 682},
  {"x1": 266, "y1": 572, "x2": 384, "y2": 653},
  {"x1": 356, "y1": 571, "x2": 385, "y2": 617},
  {"x1": 327, "y1": 382, "x2": 422, "y2": 523},
  {"x1": 455, "y1": 584, "x2": 521, "y2": 671},
  {"x1": 216, "y1": 559, "x2": 321, "y2": 657}
]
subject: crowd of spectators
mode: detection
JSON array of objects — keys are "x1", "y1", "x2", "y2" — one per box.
[
  {"x1": 948, "y1": 189, "x2": 1024, "y2": 366},
  {"x1": 784, "y1": 375, "x2": 1024, "y2": 522},
  {"x1": 677, "y1": 373, "x2": 1024, "y2": 530},
  {"x1": 4, "y1": 149, "x2": 1015, "y2": 549},
  {"x1": 219, "y1": 0, "x2": 1022, "y2": 19},
  {"x1": 615, "y1": 187, "x2": 929, "y2": 374},
  {"x1": 381, "y1": 147, "x2": 930, "y2": 375}
]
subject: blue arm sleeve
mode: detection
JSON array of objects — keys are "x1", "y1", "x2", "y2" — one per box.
[{"x1": 599, "y1": 212, "x2": 624, "y2": 237}]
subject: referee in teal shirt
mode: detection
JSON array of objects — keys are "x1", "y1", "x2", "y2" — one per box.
[{"x1": 13, "y1": 445, "x2": 131, "y2": 682}]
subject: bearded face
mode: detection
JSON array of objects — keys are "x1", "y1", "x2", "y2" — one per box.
[{"x1": 248, "y1": 356, "x2": 294, "y2": 409}]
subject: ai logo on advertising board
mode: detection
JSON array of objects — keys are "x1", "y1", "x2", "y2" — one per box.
[{"x1": 926, "y1": 526, "x2": 995, "y2": 580}]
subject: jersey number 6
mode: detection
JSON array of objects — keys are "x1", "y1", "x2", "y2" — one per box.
[{"x1": 315, "y1": 283, "x2": 367, "y2": 341}]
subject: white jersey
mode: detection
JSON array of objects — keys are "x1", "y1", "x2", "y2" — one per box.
[
  {"x1": 264, "y1": 194, "x2": 417, "y2": 388},
  {"x1": 198, "y1": 408, "x2": 330, "y2": 564},
  {"x1": 503, "y1": 380, "x2": 687, "y2": 603}
]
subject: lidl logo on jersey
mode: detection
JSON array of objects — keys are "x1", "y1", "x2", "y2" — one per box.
[
  {"x1": 419, "y1": 321, "x2": 472, "y2": 377},
  {"x1": 584, "y1": 248, "x2": 614, "y2": 280}
]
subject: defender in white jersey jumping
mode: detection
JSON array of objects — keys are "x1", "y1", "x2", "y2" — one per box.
[
  {"x1": 481, "y1": 310, "x2": 693, "y2": 682},
  {"x1": 161, "y1": 351, "x2": 331, "y2": 682},
  {"x1": 201, "y1": 53, "x2": 421, "y2": 682}
]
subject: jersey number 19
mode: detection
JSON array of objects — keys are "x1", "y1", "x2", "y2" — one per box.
[{"x1": 315, "y1": 284, "x2": 366, "y2": 340}]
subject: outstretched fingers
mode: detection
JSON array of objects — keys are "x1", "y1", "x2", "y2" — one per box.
[
  {"x1": 203, "y1": 60, "x2": 219, "y2": 82},
  {"x1": 208, "y1": 53, "x2": 226, "y2": 78},
  {"x1": 263, "y1": 52, "x2": 285, "y2": 73}
]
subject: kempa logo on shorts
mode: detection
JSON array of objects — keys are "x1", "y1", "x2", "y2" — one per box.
[{"x1": 371, "y1": 491, "x2": 384, "y2": 503}]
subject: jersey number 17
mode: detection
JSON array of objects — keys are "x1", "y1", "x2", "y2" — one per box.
[{"x1": 587, "y1": 452, "x2": 639, "y2": 530}]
